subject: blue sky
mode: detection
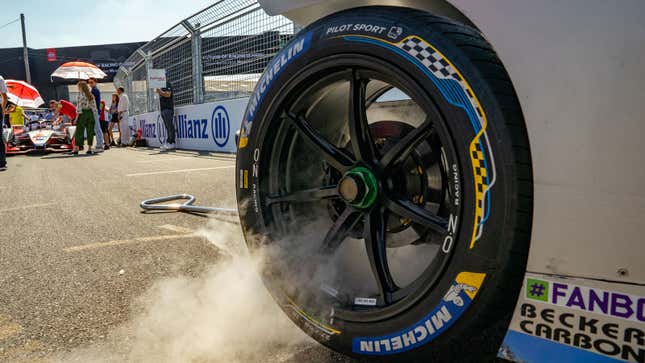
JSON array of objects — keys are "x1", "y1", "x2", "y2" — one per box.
[{"x1": 0, "y1": 0, "x2": 214, "y2": 49}]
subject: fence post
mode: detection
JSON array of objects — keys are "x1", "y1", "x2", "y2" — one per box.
[
  {"x1": 118, "y1": 2, "x2": 296, "y2": 111},
  {"x1": 182, "y1": 20, "x2": 204, "y2": 104},
  {"x1": 192, "y1": 30, "x2": 204, "y2": 104},
  {"x1": 144, "y1": 51, "x2": 155, "y2": 112},
  {"x1": 117, "y1": 66, "x2": 131, "y2": 113}
]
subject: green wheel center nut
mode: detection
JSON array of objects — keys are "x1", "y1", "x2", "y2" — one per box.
[{"x1": 339, "y1": 167, "x2": 378, "y2": 209}]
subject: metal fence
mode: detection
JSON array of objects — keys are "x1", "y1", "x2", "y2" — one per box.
[{"x1": 114, "y1": 0, "x2": 296, "y2": 114}]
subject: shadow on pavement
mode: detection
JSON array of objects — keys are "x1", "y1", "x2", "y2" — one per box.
[
  {"x1": 129, "y1": 146, "x2": 236, "y2": 161},
  {"x1": 41, "y1": 153, "x2": 99, "y2": 159}
]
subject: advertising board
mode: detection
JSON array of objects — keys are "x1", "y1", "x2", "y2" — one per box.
[{"x1": 131, "y1": 97, "x2": 248, "y2": 153}]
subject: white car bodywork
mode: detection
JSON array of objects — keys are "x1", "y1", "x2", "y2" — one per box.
[
  {"x1": 4, "y1": 123, "x2": 75, "y2": 153},
  {"x1": 258, "y1": 1, "x2": 645, "y2": 361},
  {"x1": 260, "y1": 0, "x2": 645, "y2": 285}
]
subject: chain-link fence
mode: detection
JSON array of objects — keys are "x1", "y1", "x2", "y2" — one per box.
[{"x1": 114, "y1": 1, "x2": 296, "y2": 115}]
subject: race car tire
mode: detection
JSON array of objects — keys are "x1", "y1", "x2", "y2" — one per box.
[{"x1": 236, "y1": 6, "x2": 533, "y2": 362}]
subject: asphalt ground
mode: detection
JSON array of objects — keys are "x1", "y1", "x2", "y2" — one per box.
[{"x1": 0, "y1": 147, "x2": 355, "y2": 363}]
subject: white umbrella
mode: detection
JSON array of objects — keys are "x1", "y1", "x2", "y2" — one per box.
[
  {"x1": 5, "y1": 79, "x2": 44, "y2": 108},
  {"x1": 51, "y1": 61, "x2": 107, "y2": 80}
]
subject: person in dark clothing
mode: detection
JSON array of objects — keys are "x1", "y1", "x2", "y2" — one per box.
[
  {"x1": 156, "y1": 80, "x2": 175, "y2": 150},
  {"x1": 88, "y1": 78, "x2": 105, "y2": 152},
  {"x1": 108, "y1": 93, "x2": 119, "y2": 146},
  {"x1": 0, "y1": 76, "x2": 8, "y2": 171}
]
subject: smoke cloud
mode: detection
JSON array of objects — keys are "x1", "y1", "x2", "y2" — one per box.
[{"x1": 50, "y1": 219, "x2": 319, "y2": 363}]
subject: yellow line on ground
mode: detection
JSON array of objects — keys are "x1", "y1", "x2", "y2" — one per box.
[
  {"x1": 0, "y1": 203, "x2": 56, "y2": 213},
  {"x1": 125, "y1": 165, "x2": 234, "y2": 177},
  {"x1": 0, "y1": 339, "x2": 46, "y2": 361},
  {"x1": 157, "y1": 224, "x2": 194, "y2": 234},
  {"x1": 63, "y1": 234, "x2": 197, "y2": 252},
  {"x1": 0, "y1": 315, "x2": 22, "y2": 341},
  {"x1": 135, "y1": 157, "x2": 187, "y2": 163},
  {"x1": 0, "y1": 322, "x2": 21, "y2": 341}
]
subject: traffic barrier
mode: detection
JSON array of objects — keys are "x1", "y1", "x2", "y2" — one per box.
[{"x1": 130, "y1": 97, "x2": 247, "y2": 153}]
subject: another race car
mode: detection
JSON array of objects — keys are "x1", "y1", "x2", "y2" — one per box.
[
  {"x1": 4, "y1": 120, "x2": 75, "y2": 154},
  {"x1": 234, "y1": 1, "x2": 645, "y2": 362}
]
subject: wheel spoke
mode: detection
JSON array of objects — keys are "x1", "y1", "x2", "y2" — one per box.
[
  {"x1": 267, "y1": 185, "x2": 339, "y2": 205},
  {"x1": 379, "y1": 116, "x2": 433, "y2": 171},
  {"x1": 364, "y1": 207, "x2": 397, "y2": 304},
  {"x1": 320, "y1": 207, "x2": 362, "y2": 253},
  {"x1": 348, "y1": 70, "x2": 377, "y2": 164},
  {"x1": 383, "y1": 194, "x2": 448, "y2": 234},
  {"x1": 284, "y1": 112, "x2": 354, "y2": 172}
]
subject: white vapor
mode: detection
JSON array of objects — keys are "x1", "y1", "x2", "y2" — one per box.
[{"x1": 51, "y1": 219, "x2": 314, "y2": 363}]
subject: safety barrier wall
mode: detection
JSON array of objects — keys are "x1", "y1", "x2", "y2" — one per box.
[
  {"x1": 129, "y1": 98, "x2": 247, "y2": 153},
  {"x1": 114, "y1": 1, "x2": 296, "y2": 151}
]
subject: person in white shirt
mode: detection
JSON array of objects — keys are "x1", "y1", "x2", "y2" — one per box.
[
  {"x1": 0, "y1": 75, "x2": 8, "y2": 171},
  {"x1": 116, "y1": 87, "x2": 130, "y2": 146}
]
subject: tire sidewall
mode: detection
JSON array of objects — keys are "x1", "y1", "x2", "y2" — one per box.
[{"x1": 237, "y1": 7, "x2": 517, "y2": 360}]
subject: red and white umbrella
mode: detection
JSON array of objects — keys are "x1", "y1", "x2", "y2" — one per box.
[
  {"x1": 51, "y1": 61, "x2": 107, "y2": 80},
  {"x1": 5, "y1": 80, "x2": 44, "y2": 108}
]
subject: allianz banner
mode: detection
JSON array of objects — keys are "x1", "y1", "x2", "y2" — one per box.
[{"x1": 130, "y1": 98, "x2": 248, "y2": 153}]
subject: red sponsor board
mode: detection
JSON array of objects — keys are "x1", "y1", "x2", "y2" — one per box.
[{"x1": 46, "y1": 48, "x2": 57, "y2": 62}]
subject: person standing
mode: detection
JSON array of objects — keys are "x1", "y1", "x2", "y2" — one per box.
[
  {"x1": 107, "y1": 93, "x2": 119, "y2": 146},
  {"x1": 116, "y1": 87, "x2": 130, "y2": 146},
  {"x1": 0, "y1": 75, "x2": 8, "y2": 171},
  {"x1": 156, "y1": 80, "x2": 175, "y2": 150},
  {"x1": 88, "y1": 78, "x2": 104, "y2": 152},
  {"x1": 99, "y1": 100, "x2": 110, "y2": 149},
  {"x1": 72, "y1": 81, "x2": 97, "y2": 155},
  {"x1": 7, "y1": 103, "x2": 26, "y2": 126}
]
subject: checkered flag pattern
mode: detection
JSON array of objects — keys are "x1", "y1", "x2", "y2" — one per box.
[
  {"x1": 400, "y1": 38, "x2": 462, "y2": 80},
  {"x1": 469, "y1": 139, "x2": 488, "y2": 241},
  {"x1": 472, "y1": 142, "x2": 489, "y2": 192},
  {"x1": 398, "y1": 35, "x2": 494, "y2": 246},
  {"x1": 399, "y1": 37, "x2": 490, "y2": 122}
]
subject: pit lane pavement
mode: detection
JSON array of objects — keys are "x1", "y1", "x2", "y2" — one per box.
[{"x1": 0, "y1": 147, "x2": 355, "y2": 363}]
